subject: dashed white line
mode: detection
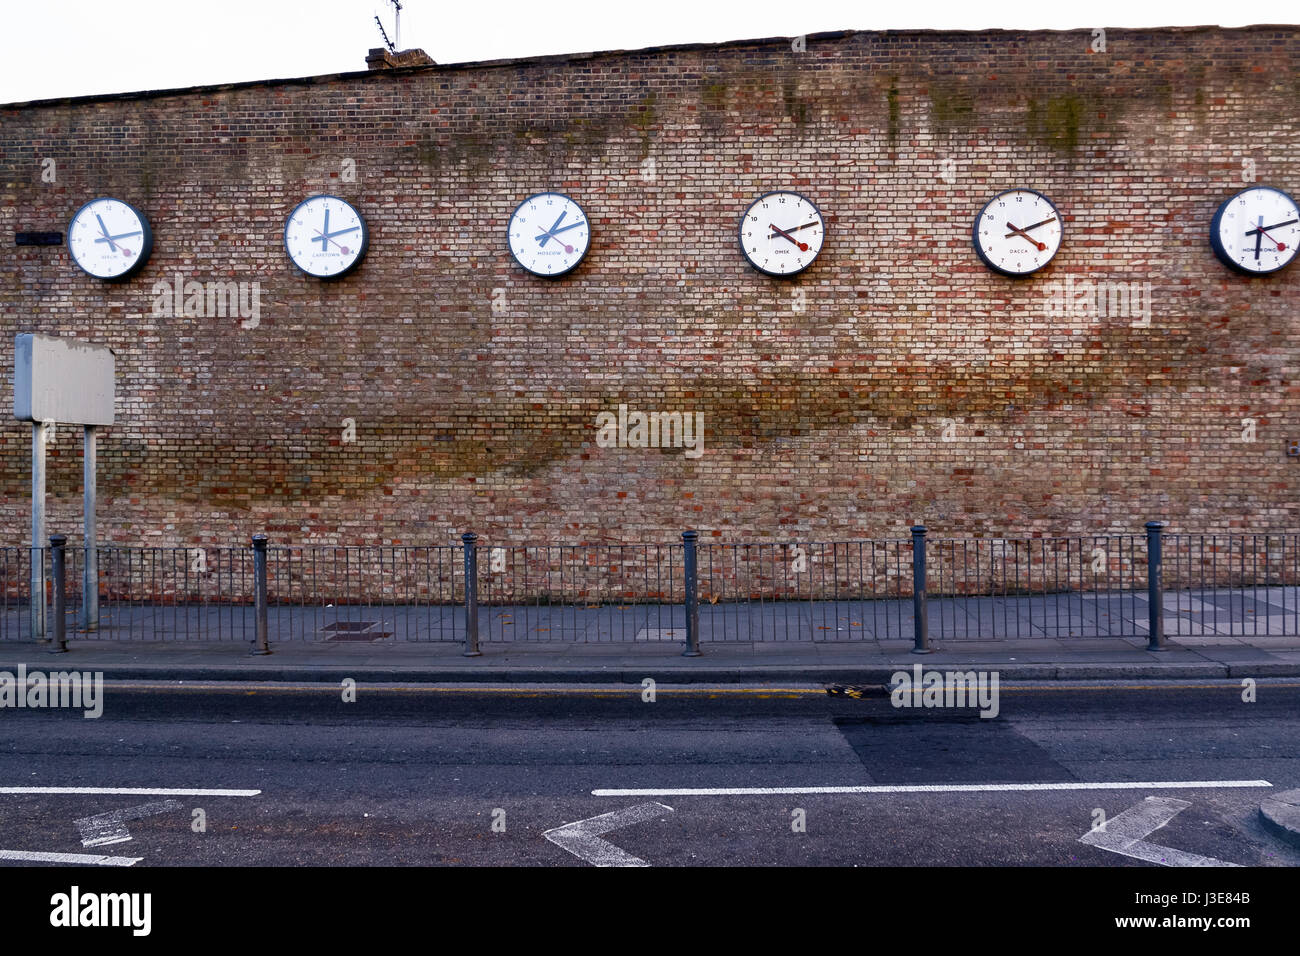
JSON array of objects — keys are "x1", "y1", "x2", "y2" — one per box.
[
  {"x1": 0, "y1": 849, "x2": 142, "y2": 866},
  {"x1": 592, "y1": 780, "x2": 1273, "y2": 797},
  {"x1": 0, "y1": 787, "x2": 260, "y2": 797}
]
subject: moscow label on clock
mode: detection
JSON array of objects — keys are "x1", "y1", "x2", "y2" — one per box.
[
  {"x1": 507, "y1": 193, "x2": 590, "y2": 277},
  {"x1": 972, "y1": 189, "x2": 1063, "y2": 277},
  {"x1": 738, "y1": 191, "x2": 825, "y2": 276},
  {"x1": 284, "y1": 195, "x2": 369, "y2": 278}
]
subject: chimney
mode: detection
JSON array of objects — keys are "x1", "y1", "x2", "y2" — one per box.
[{"x1": 366, "y1": 47, "x2": 435, "y2": 70}]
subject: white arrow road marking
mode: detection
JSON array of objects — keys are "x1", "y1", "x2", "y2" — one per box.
[
  {"x1": 76, "y1": 799, "x2": 183, "y2": 847},
  {"x1": 1079, "y1": 796, "x2": 1241, "y2": 867},
  {"x1": 0, "y1": 849, "x2": 141, "y2": 866},
  {"x1": 543, "y1": 802, "x2": 673, "y2": 867}
]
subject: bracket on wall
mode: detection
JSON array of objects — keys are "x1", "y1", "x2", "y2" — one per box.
[{"x1": 15, "y1": 232, "x2": 62, "y2": 246}]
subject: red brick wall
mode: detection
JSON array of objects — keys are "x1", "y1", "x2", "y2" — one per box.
[{"x1": 1, "y1": 26, "x2": 1298, "y2": 547}]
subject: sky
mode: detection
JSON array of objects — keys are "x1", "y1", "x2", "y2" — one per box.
[{"x1": 2, "y1": 0, "x2": 1298, "y2": 104}]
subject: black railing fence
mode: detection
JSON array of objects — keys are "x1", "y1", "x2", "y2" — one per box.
[{"x1": 7, "y1": 522, "x2": 1299, "y2": 654}]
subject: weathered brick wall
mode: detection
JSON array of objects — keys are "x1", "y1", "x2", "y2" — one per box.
[{"x1": 1, "y1": 26, "x2": 1297, "y2": 547}]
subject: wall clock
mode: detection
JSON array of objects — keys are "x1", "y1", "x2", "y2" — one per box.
[
  {"x1": 738, "y1": 191, "x2": 825, "y2": 277},
  {"x1": 972, "y1": 189, "x2": 1062, "y2": 277},
  {"x1": 67, "y1": 197, "x2": 153, "y2": 280},
  {"x1": 1210, "y1": 186, "x2": 1299, "y2": 275},
  {"x1": 284, "y1": 195, "x2": 368, "y2": 278},
  {"x1": 507, "y1": 193, "x2": 590, "y2": 277}
]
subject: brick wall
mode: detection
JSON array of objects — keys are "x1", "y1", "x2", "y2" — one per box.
[{"x1": 1, "y1": 26, "x2": 1298, "y2": 547}]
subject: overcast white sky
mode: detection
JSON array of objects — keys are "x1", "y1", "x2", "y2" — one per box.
[{"x1": 2, "y1": 0, "x2": 1297, "y2": 104}]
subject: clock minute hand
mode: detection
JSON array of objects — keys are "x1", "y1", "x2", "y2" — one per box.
[
  {"x1": 767, "y1": 221, "x2": 818, "y2": 239},
  {"x1": 94, "y1": 214, "x2": 120, "y2": 253}
]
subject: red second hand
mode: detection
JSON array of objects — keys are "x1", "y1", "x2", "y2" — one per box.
[
  {"x1": 769, "y1": 223, "x2": 808, "y2": 252},
  {"x1": 1257, "y1": 227, "x2": 1287, "y2": 252}
]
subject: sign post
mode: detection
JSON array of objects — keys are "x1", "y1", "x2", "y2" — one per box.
[{"x1": 13, "y1": 334, "x2": 115, "y2": 640}]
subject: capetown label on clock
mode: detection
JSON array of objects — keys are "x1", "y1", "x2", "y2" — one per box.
[
  {"x1": 67, "y1": 197, "x2": 153, "y2": 280},
  {"x1": 972, "y1": 189, "x2": 1062, "y2": 277},
  {"x1": 507, "y1": 193, "x2": 590, "y2": 277},
  {"x1": 1210, "y1": 186, "x2": 1299, "y2": 275},
  {"x1": 739, "y1": 191, "x2": 825, "y2": 277},
  {"x1": 284, "y1": 195, "x2": 368, "y2": 278}
]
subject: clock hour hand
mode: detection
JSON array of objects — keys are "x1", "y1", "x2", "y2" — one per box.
[
  {"x1": 769, "y1": 223, "x2": 809, "y2": 252},
  {"x1": 536, "y1": 210, "x2": 568, "y2": 248},
  {"x1": 1244, "y1": 219, "x2": 1293, "y2": 251},
  {"x1": 1005, "y1": 222, "x2": 1046, "y2": 252},
  {"x1": 94, "y1": 214, "x2": 120, "y2": 253}
]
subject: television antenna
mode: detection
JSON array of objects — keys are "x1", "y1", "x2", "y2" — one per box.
[{"x1": 374, "y1": 0, "x2": 403, "y2": 52}]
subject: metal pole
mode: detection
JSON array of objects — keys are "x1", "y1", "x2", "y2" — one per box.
[
  {"x1": 30, "y1": 421, "x2": 47, "y2": 640},
  {"x1": 682, "y1": 530, "x2": 701, "y2": 657},
  {"x1": 1146, "y1": 521, "x2": 1166, "y2": 651},
  {"x1": 251, "y1": 534, "x2": 271, "y2": 655},
  {"x1": 462, "y1": 533, "x2": 481, "y2": 656},
  {"x1": 49, "y1": 534, "x2": 67, "y2": 653},
  {"x1": 83, "y1": 425, "x2": 98, "y2": 631},
  {"x1": 911, "y1": 525, "x2": 932, "y2": 654}
]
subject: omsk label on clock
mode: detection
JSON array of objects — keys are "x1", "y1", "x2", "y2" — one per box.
[
  {"x1": 67, "y1": 197, "x2": 153, "y2": 280},
  {"x1": 972, "y1": 189, "x2": 1063, "y2": 277},
  {"x1": 508, "y1": 193, "x2": 590, "y2": 277},
  {"x1": 284, "y1": 195, "x2": 369, "y2": 278},
  {"x1": 738, "y1": 191, "x2": 825, "y2": 277},
  {"x1": 1210, "y1": 186, "x2": 1300, "y2": 275}
]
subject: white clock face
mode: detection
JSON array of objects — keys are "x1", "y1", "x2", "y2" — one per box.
[
  {"x1": 67, "y1": 198, "x2": 153, "y2": 280},
  {"x1": 508, "y1": 193, "x2": 590, "y2": 277},
  {"x1": 284, "y1": 195, "x2": 368, "y2": 278},
  {"x1": 1211, "y1": 186, "x2": 1300, "y2": 275},
  {"x1": 739, "y1": 192, "x2": 825, "y2": 276},
  {"x1": 973, "y1": 189, "x2": 1063, "y2": 276}
]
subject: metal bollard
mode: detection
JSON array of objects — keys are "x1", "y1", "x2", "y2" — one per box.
[
  {"x1": 1145, "y1": 521, "x2": 1166, "y2": 651},
  {"x1": 462, "y1": 533, "x2": 481, "y2": 657},
  {"x1": 911, "y1": 525, "x2": 932, "y2": 654},
  {"x1": 49, "y1": 534, "x2": 68, "y2": 654},
  {"x1": 251, "y1": 534, "x2": 271, "y2": 656},
  {"x1": 682, "y1": 530, "x2": 701, "y2": 657}
]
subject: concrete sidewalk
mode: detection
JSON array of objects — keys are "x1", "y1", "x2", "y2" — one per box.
[{"x1": 2, "y1": 632, "x2": 1299, "y2": 683}]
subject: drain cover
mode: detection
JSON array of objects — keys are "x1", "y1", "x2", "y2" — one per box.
[{"x1": 320, "y1": 620, "x2": 390, "y2": 641}]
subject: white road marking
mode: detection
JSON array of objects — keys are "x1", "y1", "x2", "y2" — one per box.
[
  {"x1": 0, "y1": 787, "x2": 260, "y2": 797},
  {"x1": 592, "y1": 780, "x2": 1272, "y2": 797},
  {"x1": 1079, "y1": 796, "x2": 1241, "y2": 867},
  {"x1": 0, "y1": 849, "x2": 141, "y2": 866},
  {"x1": 76, "y1": 799, "x2": 183, "y2": 847},
  {"x1": 543, "y1": 802, "x2": 673, "y2": 867}
]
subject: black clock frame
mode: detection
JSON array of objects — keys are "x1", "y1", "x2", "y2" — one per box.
[
  {"x1": 507, "y1": 192, "x2": 591, "y2": 279},
  {"x1": 737, "y1": 190, "x2": 825, "y2": 278},
  {"x1": 284, "y1": 194, "x2": 369, "y2": 280},
  {"x1": 971, "y1": 188, "x2": 1063, "y2": 278},
  {"x1": 1210, "y1": 185, "x2": 1300, "y2": 276},
  {"x1": 67, "y1": 197, "x2": 154, "y2": 282}
]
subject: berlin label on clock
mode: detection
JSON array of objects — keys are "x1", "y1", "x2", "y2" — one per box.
[
  {"x1": 738, "y1": 191, "x2": 825, "y2": 277},
  {"x1": 972, "y1": 189, "x2": 1063, "y2": 277}
]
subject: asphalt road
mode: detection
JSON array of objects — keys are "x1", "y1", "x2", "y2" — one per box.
[{"x1": 1, "y1": 680, "x2": 1297, "y2": 867}]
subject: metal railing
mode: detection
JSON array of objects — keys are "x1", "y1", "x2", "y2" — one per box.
[{"x1": 8, "y1": 521, "x2": 1299, "y2": 654}]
